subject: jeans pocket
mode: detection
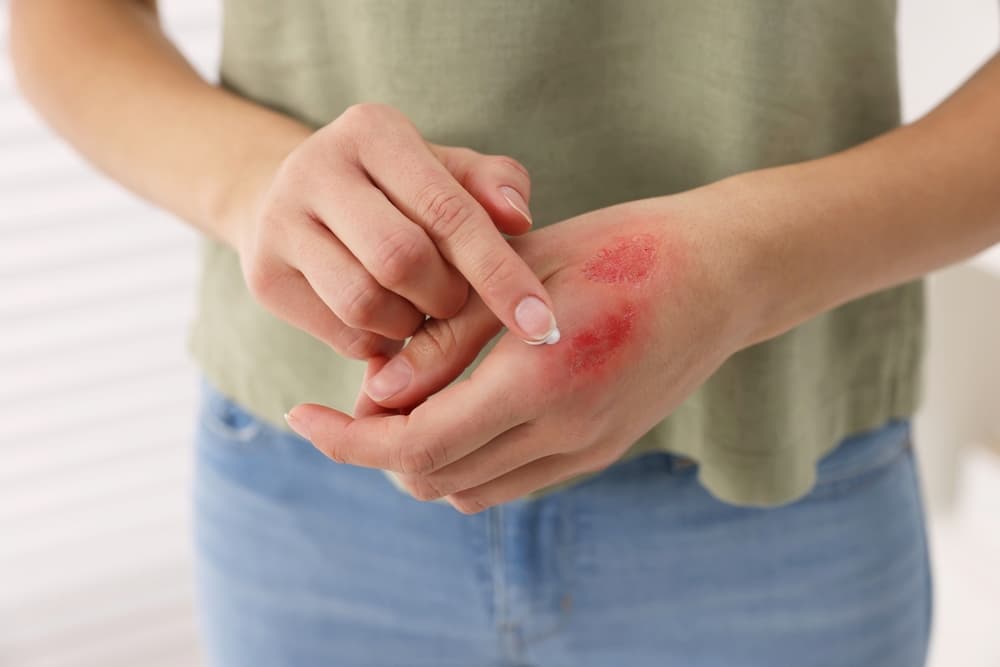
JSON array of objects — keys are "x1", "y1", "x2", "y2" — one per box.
[{"x1": 197, "y1": 378, "x2": 266, "y2": 445}]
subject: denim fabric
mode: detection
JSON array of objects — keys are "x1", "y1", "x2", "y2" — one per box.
[{"x1": 192, "y1": 378, "x2": 932, "y2": 667}]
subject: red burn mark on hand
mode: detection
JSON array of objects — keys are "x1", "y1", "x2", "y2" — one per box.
[
  {"x1": 583, "y1": 234, "x2": 657, "y2": 285},
  {"x1": 568, "y1": 304, "x2": 637, "y2": 374}
]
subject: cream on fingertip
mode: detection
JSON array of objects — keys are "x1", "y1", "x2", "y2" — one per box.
[
  {"x1": 515, "y1": 296, "x2": 559, "y2": 344},
  {"x1": 522, "y1": 326, "x2": 561, "y2": 346}
]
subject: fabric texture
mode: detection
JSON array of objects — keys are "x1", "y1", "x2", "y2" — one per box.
[
  {"x1": 187, "y1": 0, "x2": 924, "y2": 506},
  {"x1": 193, "y1": 377, "x2": 932, "y2": 666}
]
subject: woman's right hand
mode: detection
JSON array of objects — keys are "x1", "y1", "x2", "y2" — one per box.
[{"x1": 226, "y1": 103, "x2": 560, "y2": 359}]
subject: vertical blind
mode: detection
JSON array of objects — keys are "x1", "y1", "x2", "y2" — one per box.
[{"x1": 0, "y1": 2, "x2": 220, "y2": 665}]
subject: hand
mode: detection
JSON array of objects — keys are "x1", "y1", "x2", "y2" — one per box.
[
  {"x1": 285, "y1": 189, "x2": 763, "y2": 512},
  {"x1": 228, "y1": 103, "x2": 560, "y2": 359}
]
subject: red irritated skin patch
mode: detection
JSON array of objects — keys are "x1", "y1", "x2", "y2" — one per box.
[
  {"x1": 582, "y1": 233, "x2": 658, "y2": 285},
  {"x1": 567, "y1": 303, "x2": 637, "y2": 376},
  {"x1": 558, "y1": 233, "x2": 666, "y2": 376}
]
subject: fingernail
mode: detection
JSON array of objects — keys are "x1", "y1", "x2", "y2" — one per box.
[
  {"x1": 365, "y1": 356, "x2": 413, "y2": 401},
  {"x1": 284, "y1": 410, "x2": 311, "y2": 440},
  {"x1": 515, "y1": 296, "x2": 560, "y2": 345},
  {"x1": 499, "y1": 186, "x2": 532, "y2": 226}
]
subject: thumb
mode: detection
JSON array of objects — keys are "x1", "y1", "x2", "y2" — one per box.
[
  {"x1": 353, "y1": 355, "x2": 396, "y2": 418},
  {"x1": 430, "y1": 144, "x2": 534, "y2": 236},
  {"x1": 361, "y1": 292, "x2": 503, "y2": 409}
]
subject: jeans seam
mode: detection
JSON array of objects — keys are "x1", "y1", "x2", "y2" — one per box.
[
  {"x1": 489, "y1": 506, "x2": 522, "y2": 662},
  {"x1": 520, "y1": 497, "x2": 574, "y2": 647}
]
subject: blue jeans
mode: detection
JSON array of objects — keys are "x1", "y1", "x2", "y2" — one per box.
[{"x1": 192, "y1": 378, "x2": 932, "y2": 667}]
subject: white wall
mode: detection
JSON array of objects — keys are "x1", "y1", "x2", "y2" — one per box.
[
  {"x1": 0, "y1": 2, "x2": 219, "y2": 665},
  {"x1": 0, "y1": 1, "x2": 997, "y2": 666},
  {"x1": 899, "y1": 0, "x2": 1000, "y2": 493},
  {"x1": 894, "y1": 3, "x2": 1000, "y2": 666}
]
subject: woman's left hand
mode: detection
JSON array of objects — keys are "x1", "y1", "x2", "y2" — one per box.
[{"x1": 285, "y1": 188, "x2": 765, "y2": 513}]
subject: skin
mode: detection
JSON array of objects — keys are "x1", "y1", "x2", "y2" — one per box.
[
  {"x1": 11, "y1": 2, "x2": 1000, "y2": 513},
  {"x1": 287, "y1": 197, "x2": 761, "y2": 511},
  {"x1": 289, "y1": 53, "x2": 1000, "y2": 513},
  {"x1": 8, "y1": 0, "x2": 559, "y2": 358},
  {"x1": 234, "y1": 106, "x2": 561, "y2": 356}
]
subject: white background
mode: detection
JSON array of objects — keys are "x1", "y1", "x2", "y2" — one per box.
[{"x1": 1, "y1": 1, "x2": 998, "y2": 665}]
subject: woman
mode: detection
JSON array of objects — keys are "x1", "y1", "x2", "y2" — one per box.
[{"x1": 12, "y1": 1, "x2": 999, "y2": 665}]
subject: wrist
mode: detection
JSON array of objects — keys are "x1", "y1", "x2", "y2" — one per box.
[
  {"x1": 659, "y1": 179, "x2": 783, "y2": 355},
  {"x1": 703, "y1": 134, "x2": 933, "y2": 351},
  {"x1": 213, "y1": 117, "x2": 312, "y2": 250},
  {"x1": 699, "y1": 173, "x2": 803, "y2": 350},
  {"x1": 709, "y1": 50, "x2": 1000, "y2": 350}
]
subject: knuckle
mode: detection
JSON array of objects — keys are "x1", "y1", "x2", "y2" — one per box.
[
  {"x1": 473, "y1": 253, "x2": 518, "y2": 300},
  {"x1": 243, "y1": 258, "x2": 282, "y2": 303},
  {"x1": 324, "y1": 444, "x2": 346, "y2": 465},
  {"x1": 396, "y1": 434, "x2": 450, "y2": 476},
  {"x1": 409, "y1": 318, "x2": 459, "y2": 363},
  {"x1": 448, "y1": 493, "x2": 487, "y2": 515},
  {"x1": 273, "y1": 150, "x2": 312, "y2": 188},
  {"x1": 340, "y1": 329, "x2": 384, "y2": 360},
  {"x1": 338, "y1": 277, "x2": 381, "y2": 328},
  {"x1": 372, "y1": 228, "x2": 427, "y2": 288},
  {"x1": 492, "y1": 154, "x2": 530, "y2": 180},
  {"x1": 404, "y1": 474, "x2": 447, "y2": 502},
  {"x1": 414, "y1": 182, "x2": 476, "y2": 240},
  {"x1": 435, "y1": 282, "x2": 469, "y2": 320},
  {"x1": 337, "y1": 102, "x2": 391, "y2": 131},
  {"x1": 446, "y1": 146, "x2": 479, "y2": 168},
  {"x1": 398, "y1": 443, "x2": 440, "y2": 476}
]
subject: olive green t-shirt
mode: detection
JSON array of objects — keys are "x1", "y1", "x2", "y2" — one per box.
[{"x1": 188, "y1": 0, "x2": 923, "y2": 507}]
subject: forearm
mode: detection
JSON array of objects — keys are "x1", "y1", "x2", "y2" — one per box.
[
  {"x1": 727, "y1": 52, "x2": 1000, "y2": 347},
  {"x1": 9, "y1": 0, "x2": 311, "y2": 247}
]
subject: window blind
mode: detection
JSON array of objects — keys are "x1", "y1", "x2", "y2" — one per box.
[{"x1": 0, "y1": 2, "x2": 221, "y2": 665}]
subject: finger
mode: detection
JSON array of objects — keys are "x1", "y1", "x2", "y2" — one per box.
[
  {"x1": 287, "y1": 361, "x2": 527, "y2": 475},
  {"x1": 394, "y1": 421, "x2": 548, "y2": 501},
  {"x1": 354, "y1": 116, "x2": 560, "y2": 345},
  {"x1": 362, "y1": 291, "x2": 502, "y2": 407},
  {"x1": 307, "y1": 169, "x2": 469, "y2": 319},
  {"x1": 430, "y1": 145, "x2": 533, "y2": 235},
  {"x1": 250, "y1": 266, "x2": 398, "y2": 360},
  {"x1": 290, "y1": 219, "x2": 426, "y2": 340},
  {"x1": 445, "y1": 449, "x2": 603, "y2": 514},
  {"x1": 353, "y1": 356, "x2": 397, "y2": 418}
]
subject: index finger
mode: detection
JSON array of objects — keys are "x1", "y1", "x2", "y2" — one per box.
[{"x1": 356, "y1": 120, "x2": 561, "y2": 345}]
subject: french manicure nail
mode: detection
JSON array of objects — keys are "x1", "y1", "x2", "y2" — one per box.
[
  {"x1": 365, "y1": 357, "x2": 413, "y2": 401},
  {"x1": 515, "y1": 296, "x2": 559, "y2": 344},
  {"x1": 499, "y1": 186, "x2": 532, "y2": 226}
]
